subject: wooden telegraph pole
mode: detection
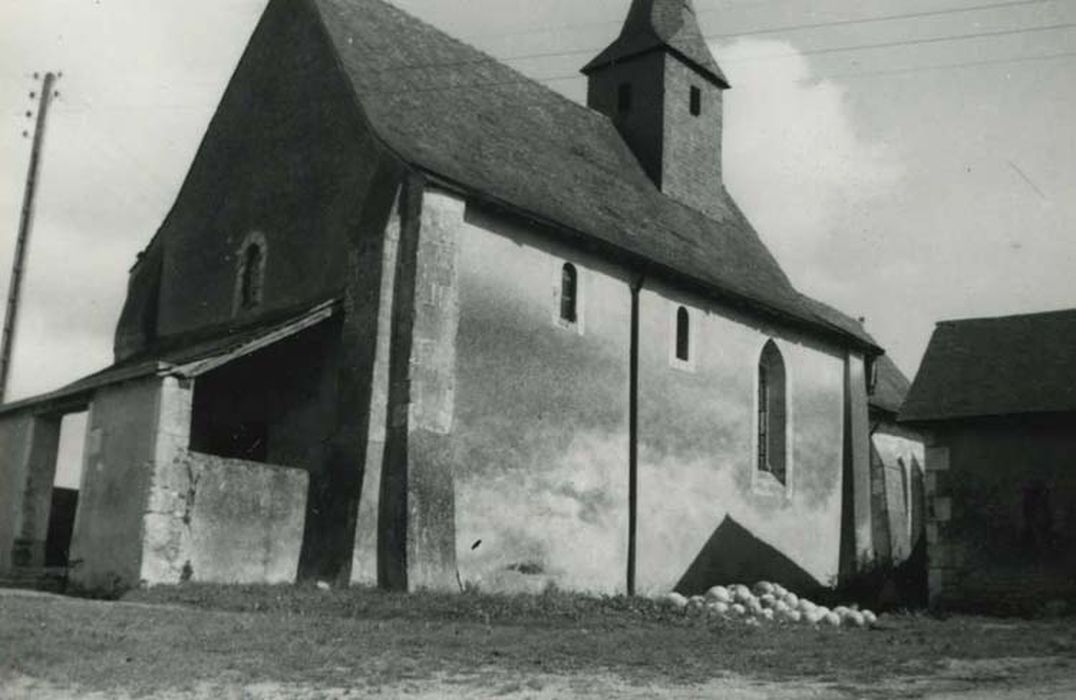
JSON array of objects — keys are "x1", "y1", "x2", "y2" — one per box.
[{"x1": 0, "y1": 72, "x2": 59, "y2": 404}]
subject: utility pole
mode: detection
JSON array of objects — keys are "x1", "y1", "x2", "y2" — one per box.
[{"x1": 1, "y1": 72, "x2": 59, "y2": 404}]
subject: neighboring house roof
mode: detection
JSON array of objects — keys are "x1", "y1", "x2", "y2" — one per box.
[
  {"x1": 870, "y1": 354, "x2": 911, "y2": 417},
  {"x1": 582, "y1": 0, "x2": 730, "y2": 88},
  {"x1": 307, "y1": 0, "x2": 877, "y2": 350},
  {"x1": 900, "y1": 309, "x2": 1076, "y2": 423},
  {"x1": 0, "y1": 300, "x2": 338, "y2": 417}
]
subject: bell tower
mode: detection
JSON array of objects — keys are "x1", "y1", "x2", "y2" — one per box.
[{"x1": 583, "y1": 0, "x2": 729, "y2": 219}]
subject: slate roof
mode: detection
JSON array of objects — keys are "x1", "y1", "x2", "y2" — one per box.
[
  {"x1": 900, "y1": 309, "x2": 1076, "y2": 423},
  {"x1": 870, "y1": 354, "x2": 911, "y2": 417},
  {"x1": 306, "y1": 0, "x2": 876, "y2": 350},
  {"x1": 582, "y1": 0, "x2": 729, "y2": 88}
]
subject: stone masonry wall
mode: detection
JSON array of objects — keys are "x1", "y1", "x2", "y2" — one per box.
[
  {"x1": 926, "y1": 417, "x2": 1076, "y2": 611},
  {"x1": 142, "y1": 377, "x2": 308, "y2": 585},
  {"x1": 661, "y1": 56, "x2": 724, "y2": 219},
  {"x1": 144, "y1": 449, "x2": 307, "y2": 585}
]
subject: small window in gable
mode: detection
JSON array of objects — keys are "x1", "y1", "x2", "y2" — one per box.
[
  {"x1": 690, "y1": 86, "x2": 702, "y2": 116},
  {"x1": 758, "y1": 340, "x2": 788, "y2": 485},
  {"x1": 675, "y1": 306, "x2": 690, "y2": 362},
  {"x1": 235, "y1": 232, "x2": 267, "y2": 313},
  {"x1": 618, "y1": 83, "x2": 632, "y2": 114},
  {"x1": 560, "y1": 263, "x2": 578, "y2": 324}
]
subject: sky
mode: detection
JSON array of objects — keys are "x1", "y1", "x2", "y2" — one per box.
[{"x1": 1, "y1": 0, "x2": 1074, "y2": 406}]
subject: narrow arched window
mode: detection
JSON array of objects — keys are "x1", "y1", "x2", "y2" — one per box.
[
  {"x1": 560, "y1": 263, "x2": 578, "y2": 324},
  {"x1": 675, "y1": 306, "x2": 690, "y2": 362},
  {"x1": 758, "y1": 340, "x2": 788, "y2": 484},
  {"x1": 235, "y1": 232, "x2": 267, "y2": 314}
]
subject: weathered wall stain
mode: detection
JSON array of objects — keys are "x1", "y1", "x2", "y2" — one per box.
[
  {"x1": 636, "y1": 283, "x2": 845, "y2": 595},
  {"x1": 145, "y1": 449, "x2": 307, "y2": 586},
  {"x1": 452, "y1": 208, "x2": 632, "y2": 594},
  {"x1": 182, "y1": 452, "x2": 307, "y2": 585},
  {"x1": 445, "y1": 205, "x2": 851, "y2": 596}
]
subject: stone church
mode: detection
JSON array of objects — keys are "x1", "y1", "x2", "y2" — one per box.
[{"x1": 0, "y1": 0, "x2": 887, "y2": 596}]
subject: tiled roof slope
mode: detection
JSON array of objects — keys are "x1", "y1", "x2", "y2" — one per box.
[
  {"x1": 582, "y1": 0, "x2": 729, "y2": 87},
  {"x1": 900, "y1": 309, "x2": 1076, "y2": 422},
  {"x1": 308, "y1": 0, "x2": 875, "y2": 349},
  {"x1": 871, "y1": 354, "x2": 911, "y2": 417}
]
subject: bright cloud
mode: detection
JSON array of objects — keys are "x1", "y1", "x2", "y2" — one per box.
[{"x1": 715, "y1": 39, "x2": 904, "y2": 303}]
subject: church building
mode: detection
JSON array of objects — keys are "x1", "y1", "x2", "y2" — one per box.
[{"x1": 0, "y1": 0, "x2": 884, "y2": 597}]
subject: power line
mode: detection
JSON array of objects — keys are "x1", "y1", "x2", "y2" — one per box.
[
  {"x1": 340, "y1": 11, "x2": 1075, "y2": 76},
  {"x1": 347, "y1": 46, "x2": 1076, "y2": 98},
  {"x1": 41, "y1": 46, "x2": 1076, "y2": 116},
  {"x1": 2, "y1": 72, "x2": 59, "y2": 403},
  {"x1": 826, "y1": 47, "x2": 1076, "y2": 80},
  {"x1": 719, "y1": 20, "x2": 1076, "y2": 63},
  {"x1": 455, "y1": 0, "x2": 1054, "y2": 42},
  {"x1": 709, "y1": 0, "x2": 1057, "y2": 38},
  {"x1": 28, "y1": 7, "x2": 1076, "y2": 119}
]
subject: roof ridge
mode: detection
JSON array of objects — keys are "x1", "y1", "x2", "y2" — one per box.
[{"x1": 937, "y1": 307, "x2": 1076, "y2": 325}]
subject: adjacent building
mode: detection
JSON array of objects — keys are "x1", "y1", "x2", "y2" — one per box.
[{"x1": 901, "y1": 310, "x2": 1076, "y2": 610}]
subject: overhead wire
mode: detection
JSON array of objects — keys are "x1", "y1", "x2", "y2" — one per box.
[
  {"x1": 719, "y1": 20, "x2": 1076, "y2": 63},
  {"x1": 707, "y1": 0, "x2": 1058, "y2": 38},
  {"x1": 455, "y1": 0, "x2": 1055, "y2": 42},
  {"x1": 19, "y1": 1, "x2": 1075, "y2": 113},
  {"x1": 826, "y1": 47, "x2": 1076, "y2": 80},
  {"x1": 341, "y1": 13, "x2": 1076, "y2": 75}
]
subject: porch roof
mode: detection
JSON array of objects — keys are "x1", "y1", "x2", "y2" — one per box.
[{"x1": 0, "y1": 299, "x2": 338, "y2": 418}]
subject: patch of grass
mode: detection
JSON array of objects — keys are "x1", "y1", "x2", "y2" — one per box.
[
  {"x1": 2, "y1": 586, "x2": 1074, "y2": 696},
  {"x1": 124, "y1": 582, "x2": 695, "y2": 628}
]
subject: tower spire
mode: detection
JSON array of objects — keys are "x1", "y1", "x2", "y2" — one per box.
[{"x1": 583, "y1": 0, "x2": 728, "y2": 89}]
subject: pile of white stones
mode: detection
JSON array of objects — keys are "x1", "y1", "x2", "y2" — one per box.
[{"x1": 659, "y1": 581, "x2": 878, "y2": 629}]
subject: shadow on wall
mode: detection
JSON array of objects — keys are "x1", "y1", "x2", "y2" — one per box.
[{"x1": 674, "y1": 516, "x2": 824, "y2": 596}]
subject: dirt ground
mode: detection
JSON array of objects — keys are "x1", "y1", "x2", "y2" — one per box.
[
  {"x1": 2, "y1": 587, "x2": 1074, "y2": 699},
  {"x1": 6, "y1": 661, "x2": 1076, "y2": 699}
]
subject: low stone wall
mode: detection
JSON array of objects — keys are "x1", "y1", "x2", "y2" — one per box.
[{"x1": 143, "y1": 450, "x2": 308, "y2": 585}]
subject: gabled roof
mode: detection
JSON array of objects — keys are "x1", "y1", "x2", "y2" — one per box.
[
  {"x1": 306, "y1": 0, "x2": 876, "y2": 351},
  {"x1": 900, "y1": 309, "x2": 1076, "y2": 423},
  {"x1": 582, "y1": 0, "x2": 729, "y2": 88}
]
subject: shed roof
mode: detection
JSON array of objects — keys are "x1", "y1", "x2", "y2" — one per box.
[
  {"x1": 0, "y1": 300, "x2": 337, "y2": 417},
  {"x1": 900, "y1": 309, "x2": 1076, "y2": 423},
  {"x1": 306, "y1": 0, "x2": 876, "y2": 350}
]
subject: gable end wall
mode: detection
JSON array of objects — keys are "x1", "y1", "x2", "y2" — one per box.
[{"x1": 152, "y1": 0, "x2": 388, "y2": 340}]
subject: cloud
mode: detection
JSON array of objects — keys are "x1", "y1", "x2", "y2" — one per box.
[{"x1": 714, "y1": 39, "x2": 904, "y2": 303}]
